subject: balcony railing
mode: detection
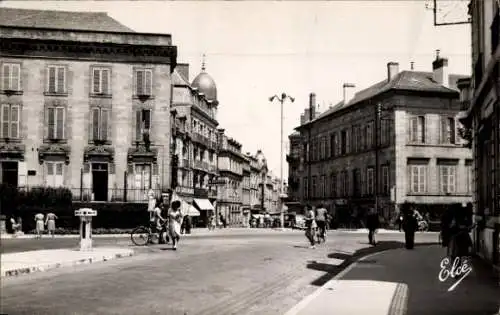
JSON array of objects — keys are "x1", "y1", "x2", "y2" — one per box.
[
  {"x1": 71, "y1": 188, "x2": 162, "y2": 203},
  {"x1": 177, "y1": 186, "x2": 194, "y2": 195},
  {"x1": 194, "y1": 187, "x2": 208, "y2": 198}
]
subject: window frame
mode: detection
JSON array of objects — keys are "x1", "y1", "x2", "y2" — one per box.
[
  {"x1": 367, "y1": 167, "x2": 374, "y2": 195},
  {"x1": 410, "y1": 165, "x2": 427, "y2": 194},
  {"x1": 440, "y1": 116, "x2": 456, "y2": 144},
  {"x1": 439, "y1": 165, "x2": 457, "y2": 194},
  {"x1": 409, "y1": 115, "x2": 425, "y2": 143},
  {"x1": 46, "y1": 65, "x2": 67, "y2": 94},
  {"x1": 45, "y1": 161, "x2": 64, "y2": 187},
  {"x1": 90, "y1": 107, "x2": 110, "y2": 142},
  {"x1": 1, "y1": 63, "x2": 21, "y2": 91},
  {"x1": 134, "y1": 68, "x2": 153, "y2": 96},
  {"x1": 136, "y1": 108, "x2": 152, "y2": 141},
  {"x1": 381, "y1": 165, "x2": 390, "y2": 195},
  {"x1": 91, "y1": 67, "x2": 111, "y2": 95},
  {"x1": 0, "y1": 103, "x2": 21, "y2": 139},
  {"x1": 46, "y1": 106, "x2": 66, "y2": 140}
]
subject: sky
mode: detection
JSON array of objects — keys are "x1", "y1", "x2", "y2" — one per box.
[{"x1": 1, "y1": 0, "x2": 471, "y2": 181}]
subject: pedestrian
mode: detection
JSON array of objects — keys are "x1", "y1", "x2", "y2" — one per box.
[
  {"x1": 152, "y1": 199, "x2": 167, "y2": 244},
  {"x1": 366, "y1": 207, "x2": 379, "y2": 245},
  {"x1": 45, "y1": 212, "x2": 58, "y2": 238},
  {"x1": 315, "y1": 204, "x2": 328, "y2": 243},
  {"x1": 9, "y1": 216, "x2": 21, "y2": 235},
  {"x1": 34, "y1": 213, "x2": 44, "y2": 239},
  {"x1": 402, "y1": 206, "x2": 418, "y2": 249},
  {"x1": 304, "y1": 205, "x2": 317, "y2": 249},
  {"x1": 147, "y1": 189, "x2": 156, "y2": 222},
  {"x1": 168, "y1": 200, "x2": 183, "y2": 250},
  {"x1": 398, "y1": 213, "x2": 403, "y2": 231}
]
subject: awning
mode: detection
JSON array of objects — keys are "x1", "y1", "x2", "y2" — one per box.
[
  {"x1": 171, "y1": 192, "x2": 200, "y2": 217},
  {"x1": 194, "y1": 198, "x2": 215, "y2": 211}
]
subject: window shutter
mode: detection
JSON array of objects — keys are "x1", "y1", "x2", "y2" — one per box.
[
  {"x1": 2, "y1": 64, "x2": 9, "y2": 90},
  {"x1": 420, "y1": 166, "x2": 426, "y2": 193},
  {"x1": 145, "y1": 70, "x2": 152, "y2": 95},
  {"x1": 135, "y1": 110, "x2": 142, "y2": 140},
  {"x1": 450, "y1": 167, "x2": 456, "y2": 193},
  {"x1": 101, "y1": 109, "x2": 108, "y2": 141},
  {"x1": 57, "y1": 67, "x2": 65, "y2": 93},
  {"x1": 56, "y1": 107, "x2": 64, "y2": 139},
  {"x1": 408, "y1": 116, "x2": 414, "y2": 142},
  {"x1": 47, "y1": 107, "x2": 55, "y2": 139},
  {"x1": 93, "y1": 69, "x2": 100, "y2": 94},
  {"x1": 55, "y1": 163, "x2": 64, "y2": 187},
  {"x1": 91, "y1": 108, "x2": 100, "y2": 141},
  {"x1": 152, "y1": 163, "x2": 159, "y2": 175},
  {"x1": 10, "y1": 105, "x2": 19, "y2": 138},
  {"x1": 11, "y1": 64, "x2": 20, "y2": 91},
  {"x1": 136, "y1": 70, "x2": 143, "y2": 95},
  {"x1": 48, "y1": 67, "x2": 56, "y2": 93},
  {"x1": 102, "y1": 69, "x2": 109, "y2": 94},
  {"x1": 144, "y1": 109, "x2": 151, "y2": 130}
]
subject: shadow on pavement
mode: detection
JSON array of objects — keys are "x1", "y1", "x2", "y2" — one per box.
[{"x1": 307, "y1": 241, "x2": 437, "y2": 287}]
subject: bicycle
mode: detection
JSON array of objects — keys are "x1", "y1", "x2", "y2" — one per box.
[{"x1": 130, "y1": 221, "x2": 168, "y2": 246}]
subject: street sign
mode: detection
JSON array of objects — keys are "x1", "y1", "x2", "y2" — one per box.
[{"x1": 431, "y1": 0, "x2": 471, "y2": 26}]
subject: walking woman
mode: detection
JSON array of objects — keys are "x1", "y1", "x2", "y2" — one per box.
[
  {"x1": 168, "y1": 200, "x2": 183, "y2": 250},
  {"x1": 45, "y1": 212, "x2": 58, "y2": 238},
  {"x1": 304, "y1": 205, "x2": 317, "y2": 249},
  {"x1": 34, "y1": 213, "x2": 44, "y2": 239}
]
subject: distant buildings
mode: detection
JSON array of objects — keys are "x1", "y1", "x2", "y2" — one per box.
[
  {"x1": 290, "y1": 53, "x2": 471, "y2": 225},
  {"x1": 460, "y1": 0, "x2": 500, "y2": 266},
  {"x1": 0, "y1": 8, "x2": 177, "y2": 202}
]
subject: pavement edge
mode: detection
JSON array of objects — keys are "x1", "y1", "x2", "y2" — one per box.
[
  {"x1": 283, "y1": 249, "x2": 393, "y2": 315},
  {"x1": 1, "y1": 249, "x2": 135, "y2": 278}
]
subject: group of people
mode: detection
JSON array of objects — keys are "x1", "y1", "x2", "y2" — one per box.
[
  {"x1": 9, "y1": 212, "x2": 58, "y2": 238},
  {"x1": 148, "y1": 191, "x2": 184, "y2": 250},
  {"x1": 303, "y1": 204, "x2": 329, "y2": 249},
  {"x1": 208, "y1": 213, "x2": 226, "y2": 230}
]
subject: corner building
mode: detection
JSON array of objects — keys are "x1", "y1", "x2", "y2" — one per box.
[
  {"x1": 0, "y1": 8, "x2": 177, "y2": 202},
  {"x1": 294, "y1": 55, "x2": 472, "y2": 225}
]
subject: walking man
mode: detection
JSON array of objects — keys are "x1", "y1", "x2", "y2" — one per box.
[
  {"x1": 315, "y1": 204, "x2": 328, "y2": 243},
  {"x1": 402, "y1": 206, "x2": 418, "y2": 249},
  {"x1": 366, "y1": 207, "x2": 379, "y2": 245}
]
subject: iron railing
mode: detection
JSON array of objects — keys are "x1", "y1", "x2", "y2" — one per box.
[{"x1": 71, "y1": 188, "x2": 162, "y2": 203}]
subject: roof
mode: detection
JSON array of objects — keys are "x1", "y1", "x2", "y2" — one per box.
[
  {"x1": 0, "y1": 7, "x2": 134, "y2": 33},
  {"x1": 172, "y1": 69, "x2": 190, "y2": 86},
  {"x1": 300, "y1": 70, "x2": 468, "y2": 128}
]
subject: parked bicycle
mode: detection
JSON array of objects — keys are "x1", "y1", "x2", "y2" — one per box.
[{"x1": 130, "y1": 221, "x2": 168, "y2": 246}]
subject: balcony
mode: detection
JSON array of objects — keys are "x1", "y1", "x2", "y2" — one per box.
[
  {"x1": 177, "y1": 186, "x2": 194, "y2": 195},
  {"x1": 194, "y1": 160, "x2": 203, "y2": 169},
  {"x1": 71, "y1": 188, "x2": 162, "y2": 203}
]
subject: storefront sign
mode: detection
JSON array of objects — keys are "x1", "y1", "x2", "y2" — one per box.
[{"x1": 438, "y1": 257, "x2": 472, "y2": 292}]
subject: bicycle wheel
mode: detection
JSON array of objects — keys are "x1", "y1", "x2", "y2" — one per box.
[{"x1": 131, "y1": 226, "x2": 150, "y2": 246}]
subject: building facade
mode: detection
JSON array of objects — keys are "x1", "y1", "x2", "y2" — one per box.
[
  {"x1": 294, "y1": 55, "x2": 472, "y2": 225},
  {"x1": 0, "y1": 8, "x2": 177, "y2": 203},
  {"x1": 171, "y1": 62, "x2": 219, "y2": 225},
  {"x1": 461, "y1": 0, "x2": 500, "y2": 266}
]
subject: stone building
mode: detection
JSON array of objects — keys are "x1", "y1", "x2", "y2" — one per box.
[
  {"x1": 170, "y1": 61, "x2": 219, "y2": 225},
  {"x1": 0, "y1": 8, "x2": 177, "y2": 202},
  {"x1": 460, "y1": 0, "x2": 500, "y2": 266},
  {"x1": 217, "y1": 130, "x2": 246, "y2": 226},
  {"x1": 293, "y1": 54, "x2": 471, "y2": 225}
]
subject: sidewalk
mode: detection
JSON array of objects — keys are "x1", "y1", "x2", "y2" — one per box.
[
  {"x1": 285, "y1": 244, "x2": 500, "y2": 315},
  {"x1": 1, "y1": 247, "x2": 134, "y2": 278}
]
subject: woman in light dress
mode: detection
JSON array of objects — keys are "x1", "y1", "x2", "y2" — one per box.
[
  {"x1": 45, "y1": 212, "x2": 58, "y2": 237},
  {"x1": 34, "y1": 213, "x2": 44, "y2": 239},
  {"x1": 168, "y1": 200, "x2": 183, "y2": 250}
]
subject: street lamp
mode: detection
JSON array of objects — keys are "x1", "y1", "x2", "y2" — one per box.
[{"x1": 269, "y1": 93, "x2": 295, "y2": 229}]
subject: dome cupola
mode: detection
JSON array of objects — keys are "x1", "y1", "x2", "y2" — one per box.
[{"x1": 191, "y1": 55, "x2": 217, "y2": 102}]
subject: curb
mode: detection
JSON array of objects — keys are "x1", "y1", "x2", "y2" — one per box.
[
  {"x1": 284, "y1": 249, "x2": 399, "y2": 315},
  {"x1": 1, "y1": 249, "x2": 134, "y2": 278}
]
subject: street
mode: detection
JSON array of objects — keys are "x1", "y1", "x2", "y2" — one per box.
[{"x1": 1, "y1": 231, "x2": 437, "y2": 315}]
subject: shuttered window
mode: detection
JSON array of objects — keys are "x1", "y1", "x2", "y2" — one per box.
[
  {"x1": 92, "y1": 68, "x2": 110, "y2": 94},
  {"x1": 47, "y1": 66, "x2": 66, "y2": 93},
  {"x1": 90, "y1": 108, "x2": 110, "y2": 141},
  {"x1": 0, "y1": 104, "x2": 20, "y2": 139},
  {"x1": 46, "y1": 107, "x2": 65, "y2": 139},
  {"x1": 1, "y1": 63, "x2": 21, "y2": 91},
  {"x1": 136, "y1": 109, "x2": 152, "y2": 141},
  {"x1": 135, "y1": 69, "x2": 153, "y2": 96},
  {"x1": 46, "y1": 162, "x2": 64, "y2": 187}
]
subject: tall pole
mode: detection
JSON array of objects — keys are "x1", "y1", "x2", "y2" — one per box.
[
  {"x1": 269, "y1": 93, "x2": 295, "y2": 229},
  {"x1": 374, "y1": 101, "x2": 381, "y2": 215}
]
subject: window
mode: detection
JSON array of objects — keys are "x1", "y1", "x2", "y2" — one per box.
[
  {"x1": 409, "y1": 115, "x2": 425, "y2": 143},
  {"x1": 440, "y1": 117, "x2": 456, "y2": 144},
  {"x1": 321, "y1": 175, "x2": 326, "y2": 198},
  {"x1": 331, "y1": 174, "x2": 337, "y2": 197},
  {"x1": 330, "y1": 134, "x2": 336, "y2": 156},
  {"x1": 90, "y1": 108, "x2": 110, "y2": 141},
  {"x1": 338, "y1": 172, "x2": 344, "y2": 197},
  {"x1": 47, "y1": 66, "x2": 66, "y2": 94},
  {"x1": 380, "y1": 120, "x2": 391, "y2": 146},
  {"x1": 46, "y1": 107, "x2": 65, "y2": 139},
  {"x1": 135, "y1": 109, "x2": 151, "y2": 141},
  {"x1": 2, "y1": 63, "x2": 21, "y2": 91},
  {"x1": 312, "y1": 176, "x2": 317, "y2": 197},
  {"x1": 344, "y1": 171, "x2": 350, "y2": 196},
  {"x1": 92, "y1": 68, "x2": 110, "y2": 94},
  {"x1": 46, "y1": 162, "x2": 64, "y2": 187},
  {"x1": 1, "y1": 104, "x2": 20, "y2": 139},
  {"x1": 410, "y1": 165, "x2": 427, "y2": 193},
  {"x1": 353, "y1": 169, "x2": 361, "y2": 196},
  {"x1": 135, "y1": 69, "x2": 153, "y2": 96},
  {"x1": 134, "y1": 164, "x2": 152, "y2": 190},
  {"x1": 466, "y1": 161, "x2": 473, "y2": 193},
  {"x1": 367, "y1": 168, "x2": 374, "y2": 195},
  {"x1": 382, "y1": 165, "x2": 389, "y2": 195},
  {"x1": 440, "y1": 165, "x2": 456, "y2": 194},
  {"x1": 352, "y1": 126, "x2": 358, "y2": 153},
  {"x1": 365, "y1": 123, "x2": 373, "y2": 149}
]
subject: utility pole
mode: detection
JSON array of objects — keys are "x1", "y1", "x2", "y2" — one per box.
[
  {"x1": 374, "y1": 101, "x2": 382, "y2": 214},
  {"x1": 269, "y1": 93, "x2": 295, "y2": 229}
]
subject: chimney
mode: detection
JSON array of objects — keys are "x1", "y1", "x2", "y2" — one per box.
[
  {"x1": 176, "y1": 63, "x2": 190, "y2": 82},
  {"x1": 387, "y1": 62, "x2": 399, "y2": 82},
  {"x1": 304, "y1": 109, "x2": 310, "y2": 122},
  {"x1": 410, "y1": 61, "x2": 415, "y2": 70},
  {"x1": 432, "y1": 49, "x2": 449, "y2": 88},
  {"x1": 343, "y1": 83, "x2": 356, "y2": 104},
  {"x1": 309, "y1": 93, "x2": 316, "y2": 120},
  {"x1": 300, "y1": 114, "x2": 305, "y2": 125}
]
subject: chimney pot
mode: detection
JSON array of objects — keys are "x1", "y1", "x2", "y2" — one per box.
[
  {"x1": 387, "y1": 62, "x2": 399, "y2": 82},
  {"x1": 342, "y1": 83, "x2": 356, "y2": 104},
  {"x1": 432, "y1": 53, "x2": 449, "y2": 88},
  {"x1": 309, "y1": 93, "x2": 316, "y2": 120}
]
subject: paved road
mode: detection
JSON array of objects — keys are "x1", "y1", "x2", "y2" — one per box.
[
  {"x1": 341, "y1": 244, "x2": 500, "y2": 315},
  {"x1": 1, "y1": 232, "x2": 438, "y2": 315}
]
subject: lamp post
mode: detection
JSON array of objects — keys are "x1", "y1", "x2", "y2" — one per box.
[{"x1": 269, "y1": 93, "x2": 295, "y2": 229}]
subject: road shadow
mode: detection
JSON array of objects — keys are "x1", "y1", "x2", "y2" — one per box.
[{"x1": 307, "y1": 241, "x2": 437, "y2": 287}]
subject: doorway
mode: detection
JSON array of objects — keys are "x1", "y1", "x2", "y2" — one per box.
[
  {"x1": 1, "y1": 161, "x2": 18, "y2": 187},
  {"x1": 92, "y1": 163, "x2": 108, "y2": 201}
]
